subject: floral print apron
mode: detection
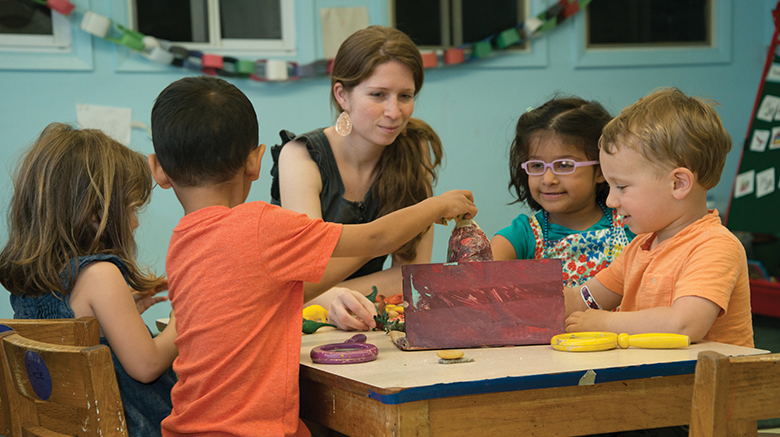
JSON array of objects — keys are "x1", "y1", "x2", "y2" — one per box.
[{"x1": 530, "y1": 209, "x2": 629, "y2": 288}]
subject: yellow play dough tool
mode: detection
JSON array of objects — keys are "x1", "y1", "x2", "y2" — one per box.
[{"x1": 551, "y1": 332, "x2": 690, "y2": 352}]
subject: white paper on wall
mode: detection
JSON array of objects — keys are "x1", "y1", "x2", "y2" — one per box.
[
  {"x1": 320, "y1": 7, "x2": 369, "y2": 59},
  {"x1": 76, "y1": 104, "x2": 132, "y2": 146}
]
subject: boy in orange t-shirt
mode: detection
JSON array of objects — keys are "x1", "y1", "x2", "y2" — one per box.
[
  {"x1": 148, "y1": 76, "x2": 477, "y2": 437},
  {"x1": 564, "y1": 87, "x2": 753, "y2": 348}
]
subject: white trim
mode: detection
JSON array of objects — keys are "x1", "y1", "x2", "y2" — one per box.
[
  {"x1": 573, "y1": 0, "x2": 732, "y2": 68},
  {"x1": 0, "y1": 11, "x2": 72, "y2": 52},
  {"x1": 387, "y1": 0, "x2": 543, "y2": 67},
  {"x1": 126, "y1": 0, "x2": 295, "y2": 54},
  {"x1": 116, "y1": 0, "x2": 295, "y2": 72},
  {"x1": 0, "y1": 1, "x2": 93, "y2": 71}
]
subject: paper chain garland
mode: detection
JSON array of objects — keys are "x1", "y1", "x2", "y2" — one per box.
[{"x1": 31, "y1": 0, "x2": 590, "y2": 82}]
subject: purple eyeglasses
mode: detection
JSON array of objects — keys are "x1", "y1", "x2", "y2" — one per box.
[{"x1": 521, "y1": 159, "x2": 599, "y2": 176}]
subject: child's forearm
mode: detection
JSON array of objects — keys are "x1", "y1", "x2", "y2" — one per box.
[
  {"x1": 333, "y1": 189, "x2": 475, "y2": 258},
  {"x1": 566, "y1": 297, "x2": 719, "y2": 342},
  {"x1": 564, "y1": 286, "x2": 588, "y2": 316},
  {"x1": 564, "y1": 279, "x2": 621, "y2": 317},
  {"x1": 334, "y1": 198, "x2": 441, "y2": 258},
  {"x1": 368, "y1": 197, "x2": 445, "y2": 251}
]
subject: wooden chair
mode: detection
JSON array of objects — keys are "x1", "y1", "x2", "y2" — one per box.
[
  {"x1": 0, "y1": 318, "x2": 114, "y2": 437},
  {"x1": 690, "y1": 350, "x2": 780, "y2": 437},
  {"x1": 0, "y1": 330, "x2": 127, "y2": 437},
  {"x1": 0, "y1": 318, "x2": 100, "y2": 348}
]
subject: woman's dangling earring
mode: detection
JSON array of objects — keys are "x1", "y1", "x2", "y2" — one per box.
[{"x1": 335, "y1": 111, "x2": 352, "y2": 136}]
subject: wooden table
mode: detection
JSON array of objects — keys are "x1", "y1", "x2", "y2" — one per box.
[{"x1": 299, "y1": 329, "x2": 768, "y2": 436}]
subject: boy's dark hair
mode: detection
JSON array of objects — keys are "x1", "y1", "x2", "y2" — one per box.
[
  {"x1": 151, "y1": 76, "x2": 259, "y2": 187},
  {"x1": 508, "y1": 97, "x2": 612, "y2": 211}
]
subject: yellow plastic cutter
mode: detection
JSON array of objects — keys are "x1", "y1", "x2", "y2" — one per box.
[{"x1": 551, "y1": 332, "x2": 690, "y2": 352}]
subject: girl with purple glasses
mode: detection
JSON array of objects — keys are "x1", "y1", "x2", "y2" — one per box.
[{"x1": 491, "y1": 97, "x2": 635, "y2": 287}]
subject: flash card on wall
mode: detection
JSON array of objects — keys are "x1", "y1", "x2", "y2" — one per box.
[
  {"x1": 756, "y1": 168, "x2": 776, "y2": 198},
  {"x1": 768, "y1": 63, "x2": 780, "y2": 83},
  {"x1": 770, "y1": 127, "x2": 780, "y2": 150},
  {"x1": 752, "y1": 129, "x2": 770, "y2": 152},
  {"x1": 758, "y1": 95, "x2": 780, "y2": 122},
  {"x1": 734, "y1": 170, "x2": 755, "y2": 199}
]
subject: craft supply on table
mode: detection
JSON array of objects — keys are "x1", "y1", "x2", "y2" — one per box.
[
  {"x1": 302, "y1": 304, "x2": 337, "y2": 334},
  {"x1": 551, "y1": 332, "x2": 690, "y2": 352},
  {"x1": 302, "y1": 304, "x2": 329, "y2": 323},
  {"x1": 310, "y1": 333, "x2": 379, "y2": 364},
  {"x1": 446, "y1": 216, "x2": 493, "y2": 262},
  {"x1": 436, "y1": 350, "x2": 474, "y2": 364},
  {"x1": 370, "y1": 286, "x2": 406, "y2": 333},
  {"x1": 302, "y1": 319, "x2": 336, "y2": 334}
]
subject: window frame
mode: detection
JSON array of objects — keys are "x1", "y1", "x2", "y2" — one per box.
[
  {"x1": 390, "y1": 0, "x2": 527, "y2": 49},
  {"x1": 388, "y1": 0, "x2": 546, "y2": 68},
  {"x1": 114, "y1": 0, "x2": 296, "y2": 72},
  {"x1": 128, "y1": 0, "x2": 295, "y2": 53},
  {"x1": 0, "y1": 10, "x2": 71, "y2": 50},
  {"x1": 0, "y1": 0, "x2": 93, "y2": 71},
  {"x1": 573, "y1": 0, "x2": 732, "y2": 68}
]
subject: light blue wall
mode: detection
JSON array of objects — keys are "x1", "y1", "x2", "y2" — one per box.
[{"x1": 0, "y1": 1, "x2": 774, "y2": 327}]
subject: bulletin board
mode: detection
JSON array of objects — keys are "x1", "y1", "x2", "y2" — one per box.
[{"x1": 726, "y1": 2, "x2": 780, "y2": 234}]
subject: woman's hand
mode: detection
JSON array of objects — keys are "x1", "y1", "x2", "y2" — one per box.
[
  {"x1": 327, "y1": 288, "x2": 378, "y2": 331},
  {"x1": 132, "y1": 278, "x2": 169, "y2": 315}
]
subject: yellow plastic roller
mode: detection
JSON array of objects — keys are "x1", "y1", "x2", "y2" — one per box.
[{"x1": 551, "y1": 332, "x2": 690, "y2": 352}]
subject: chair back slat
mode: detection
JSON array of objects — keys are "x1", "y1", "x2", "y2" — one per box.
[
  {"x1": 0, "y1": 318, "x2": 99, "y2": 347},
  {"x1": 690, "y1": 350, "x2": 780, "y2": 436}
]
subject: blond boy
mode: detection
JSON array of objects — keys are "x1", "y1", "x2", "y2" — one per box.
[{"x1": 565, "y1": 87, "x2": 753, "y2": 347}]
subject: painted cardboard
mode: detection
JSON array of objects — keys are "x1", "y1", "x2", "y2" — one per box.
[{"x1": 400, "y1": 259, "x2": 564, "y2": 350}]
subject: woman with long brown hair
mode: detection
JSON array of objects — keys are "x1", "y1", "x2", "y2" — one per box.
[{"x1": 270, "y1": 26, "x2": 442, "y2": 330}]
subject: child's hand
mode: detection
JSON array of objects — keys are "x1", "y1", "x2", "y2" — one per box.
[
  {"x1": 132, "y1": 278, "x2": 170, "y2": 315},
  {"x1": 435, "y1": 190, "x2": 477, "y2": 225},
  {"x1": 565, "y1": 309, "x2": 608, "y2": 333}
]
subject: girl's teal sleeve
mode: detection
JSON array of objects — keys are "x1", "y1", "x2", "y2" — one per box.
[{"x1": 494, "y1": 213, "x2": 537, "y2": 260}]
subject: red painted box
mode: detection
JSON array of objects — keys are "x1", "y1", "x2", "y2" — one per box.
[
  {"x1": 400, "y1": 259, "x2": 564, "y2": 350},
  {"x1": 750, "y1": 279, "x2": 780, "y2": 318}
]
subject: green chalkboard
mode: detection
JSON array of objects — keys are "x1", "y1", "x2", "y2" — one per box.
[{"x1": 726, "y1": 10, "x2": 780, "y2": 234}]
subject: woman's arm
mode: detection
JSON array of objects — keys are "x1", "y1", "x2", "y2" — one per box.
[{"x1": 68, "y1": 262, "x2": 177, "y2": 383}]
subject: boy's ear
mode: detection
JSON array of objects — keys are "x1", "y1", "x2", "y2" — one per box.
[
  {"x1": 246, "y1": 144, "x2": 265, "y2": 182},
  {"x1": 148, "y1": 154, "x2": 172, "y2": 189},
  {"x1": 670, "y1": 167, "x2": 695, "y2": 200}
]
